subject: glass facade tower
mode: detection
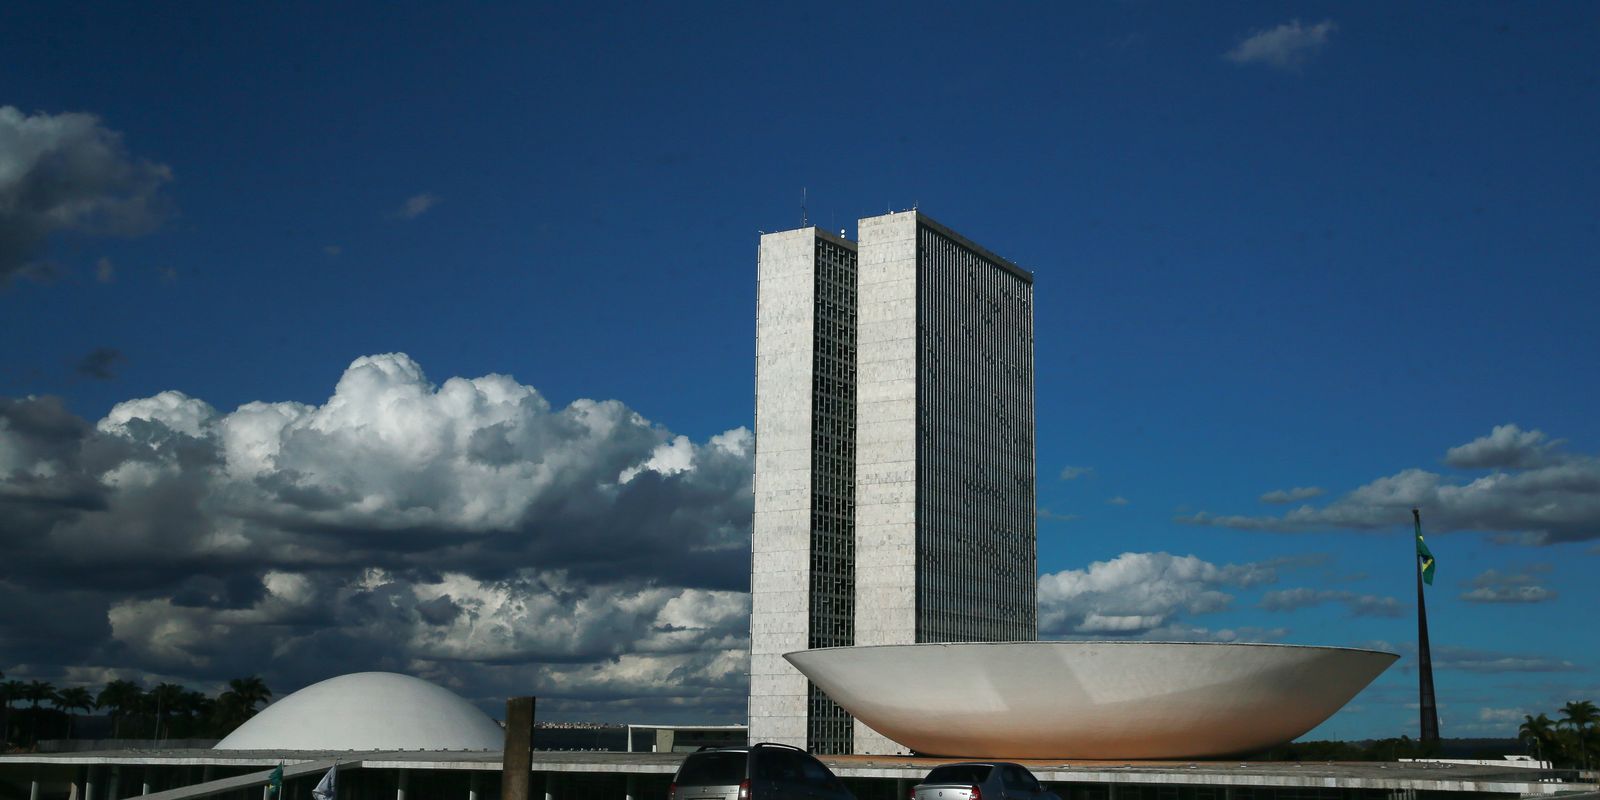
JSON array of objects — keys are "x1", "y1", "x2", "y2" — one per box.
[{"x1": 750, "y1": 211, "x2": 1035, "y2": 756}]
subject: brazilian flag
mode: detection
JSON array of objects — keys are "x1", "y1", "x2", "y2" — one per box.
[
  {"x1": 1414, "y1": 512, "x2": 1436, "y2": 586},
  {"x1": 266, "y1": 764, "x2": 283, "y2": 798}
]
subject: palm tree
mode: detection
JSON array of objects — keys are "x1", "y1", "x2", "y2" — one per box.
[
  {"x1": 1559, "y1": 700, "x2": 1598, "y2": 770},
  {"x1": 22, "y1": 681, "x2": 56, "y2": 743},
  {"x1": 97, "y1": 680, "x2": 144, "y2": 739},
  {"x1": 149, "y1": 683, "x2": 186, "y2": 741},
  {"x1": 54, "y1": 687, "x2": 95, "y2": 740},
  {"x1": 0, "y1": 678, "x2": 22, "y2": 746},
  {"x1": 1520, "y1": 713, "x2": 1558, "y2": 766}
]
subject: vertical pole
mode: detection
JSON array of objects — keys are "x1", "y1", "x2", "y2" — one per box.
[
  {"x1": 625, "y1": 775, "x2": 637, "y2": 800},
  {"x1": 28, "y1": 779, "x2": 39, "y2": 800},
  {"x1": 109, "y1": 766, "x2": 121, "y2": 800},
  {"x1": 1414, "y1": 509, "x2": 1440, "y2": 745},
  {"x1": 85, "y1": 766, "x2": 98, "y2": 800},
  {"x1": 542, "y1": 772, "x2": 554, "y2": 800},
  {"x1": 142, "y1": 768, "x2": 151, "y2": 796},
  {"x1": 469, "y1": 771, "x2": 481, "y2": 800},
  {"x1": 501, "y1": 697, "x2": 535, "y2": 800},
  {"x1": 398, "y1": 768, "x2": 410, "y2": 800}
]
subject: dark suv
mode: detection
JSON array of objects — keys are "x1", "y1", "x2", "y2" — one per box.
[{"x1": 671, "y1": 743, "x2": 855, "y2": 800}]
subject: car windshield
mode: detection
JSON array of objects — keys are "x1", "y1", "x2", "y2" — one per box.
[
  {"x1": 678, "y1": 752, "x2": 747, "y2": 785},
  {"x1": 924, "y1": 765, "x2": 993, "y2": 785}
]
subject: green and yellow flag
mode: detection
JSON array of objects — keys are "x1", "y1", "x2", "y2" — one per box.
[
  {"x1": 1414, "y1": 510, "x2": 1435, "y2": 585},
  {"x1": 266, "y1": 764, "x2": 283, "y2": 798}
]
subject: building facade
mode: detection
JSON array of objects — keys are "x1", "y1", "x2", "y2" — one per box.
[{"x1": 751, "y1": 212, "x2": 1036, "y2": 755}]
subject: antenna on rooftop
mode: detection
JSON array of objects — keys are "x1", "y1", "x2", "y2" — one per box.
[{"x1": 801, "y1": 187, "x2": 808, "y2": 228}]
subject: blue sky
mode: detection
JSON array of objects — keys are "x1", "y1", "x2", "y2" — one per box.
[{"x1": 1, "y1": 2, "x2": 1597, "y2": 740}]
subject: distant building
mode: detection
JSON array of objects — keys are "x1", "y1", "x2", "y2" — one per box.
[{"x1": 750, "y1": 211, "x2": 1037, "y2": 755}]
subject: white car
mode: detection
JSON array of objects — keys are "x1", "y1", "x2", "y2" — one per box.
[{"x1": 912, "y1": 763, "x2": 1059, "y2": 800}]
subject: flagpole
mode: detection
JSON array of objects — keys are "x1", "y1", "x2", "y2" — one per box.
[{"x1": 1414, "y1": 508, "x2": 1441, "y2": 745}]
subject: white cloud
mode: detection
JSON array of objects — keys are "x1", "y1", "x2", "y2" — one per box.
[
  {"x1": 1225, "y1": 19, "x2": 1337, "y2": 71},
  {"x1": 1106, "y1": 495, "x2": 1129, "y2": 506},
  {"x1": 1260, "y1": 486, "x2": 1324, "y2": 505},
  {"x1": 398, "y1": 192, "x2": 439, "y2": 219},
  {"x1": 1258, "y1": 588, "x2": 1403, "y2": 617},
  {"x1": 1059, "y1": 465, "x2": 1094, "y2": 481},
  {"x1": 1179, "y1": 424, "x2": 1600, "y2": 544},
  {"x1": 0, "y1": 106, "x2": 172, "y2": 281},
  {"x1": 1038, "y1": 551, "x2": 1280, "y2": 637},
  {"x1": 0, "y1": 353, "x2": 757, "y2": 718},
  {"x1": 1460, "y1": 567, "x2": 1558, "y2": 604},
  {"x1": 1445, "y1": 424, "x2": 1561, "y2": 469}
]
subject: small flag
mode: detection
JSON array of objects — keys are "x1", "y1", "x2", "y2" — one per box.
[
  {"x1": 1413, "y1": 508, "x2": 1435, "y2": 586},
  {"x1": 312, "y1": 764, "x2": 337, "y2": 800},
  {"x1": 266, "y1": 764, "x2": 283, "y2": 798}
]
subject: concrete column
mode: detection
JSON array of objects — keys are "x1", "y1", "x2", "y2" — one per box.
[
  {"x1": 501, "y1": 696, "x2": 535, "y2": 800},
  {"x1": 542, "y1": 772, "x2": 554, "y2": 800},
  {"x1": 397, "y1": 768, "x2": 410, "y2": 800},
  {"x1": 625, "y1": 775, "x2": 637, "y2": 800},
  {"x1": 85, "y1": 766, "x2": 98, "y2": 800},
  {"x1": 468, "y1": 771, "x2": 481, "y2": 800},
  {"x1": 108, "y1": 766, "x2": 121, "y2": 800},
  {"x1": 28, "y1": 779, "x2": 39, "y2": 800},
  {"x1": 141, "y1": 768, "x2": 151, "y2": 796}
]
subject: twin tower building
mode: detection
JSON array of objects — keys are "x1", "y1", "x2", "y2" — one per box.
[{"x1": 750, "y1": 211, "x2": 1039, "y2": 755}]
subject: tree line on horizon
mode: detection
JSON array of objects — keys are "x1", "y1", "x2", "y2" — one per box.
[
  {"x1": 1261, "y1": 699, "x2": 1597, "y2": 768},
  {"x1": 1519, "y1": 700, "x2": 1598, "y2": 770},
  {"x1": 0, "y1": 671, "x2": 272, "y2": 750}
]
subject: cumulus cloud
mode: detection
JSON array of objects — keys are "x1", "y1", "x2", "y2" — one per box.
[
  {"x1": 1460, "y1": 566, "x2": 1558, "y2": 604},
  {"x1": 1178, "y1": 424, "x2": 1600, "y2": 544},
  {"x1": 1258, "y1": 588, "x2": 1403, "y2": 617},
  {"x1": 1059, "y1": 465, "x2": 1094, "y2": 481},
  {"x1": 1444, "y1": 424, "x2": 1561, "y2": 469},
  {"x1": 0, "y1": 106, "x2": 172, "y2": 283},
  {"x1": 1225, "y1": 19, "x2": 1337, "y2": 71},
  {"x1": 397, "y1": 192, "x2": 439, "y2": 219},
  {"x1": 1260, "y1": 486, "x2": 1323, "y2": 505},
  {"x1": 1038, "y1": 551, "x2": 1283, "y2": 637},
  {"x1": 0, "y1": 353, "x2": 756, "y2": 719}
]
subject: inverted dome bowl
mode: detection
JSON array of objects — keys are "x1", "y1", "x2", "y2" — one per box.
[{"x1": 785, "y1": 641, "x2": 1396, "y2": 760}]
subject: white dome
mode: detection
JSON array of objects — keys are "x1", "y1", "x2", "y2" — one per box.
[{"x1": 215, "y1": 672, "x2": 503, "y2": 751}]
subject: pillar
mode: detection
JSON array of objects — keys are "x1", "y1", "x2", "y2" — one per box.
[
  {"x1": 398, "y1": 768, "x2": 410, "y2": 800},
  {"x1": 469, "y1": 771, "x2": 481, "y2": 800},
  {"x1": 501, "y1": 696, "x2": 535, "y2": 800},
  {"x1": 625, "y1": 775, "x2": 637, "y2": 800}
]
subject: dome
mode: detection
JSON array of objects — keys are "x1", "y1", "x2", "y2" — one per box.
[
  {"x1": 215, "y1": 672, "x2": 503, "y2": 751},
  {"x1": 787, "y1": 641, "x2": 1397, "y2": 759}
]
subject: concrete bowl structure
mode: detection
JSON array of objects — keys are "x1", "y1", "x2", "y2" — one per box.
[
  {"x1": 215, "y1": 671, "x2": 503, "y2": 751},
  {"x1": 786, "y1": 641, "x2": 1397, "y2": 760}
]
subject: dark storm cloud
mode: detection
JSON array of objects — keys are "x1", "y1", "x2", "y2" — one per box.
[
  {"x1": 0, "y1": 107, "x2": 172, "y2": 283},
  {"x1": 75, "y1": 347, "x2": 125, "y2": 380},
  {"x1": 0, "y1": 354, "x2": 754, "y2": 717},
  {"x1": 1179, "y1": 424, "x2": 1600, "y2": 544}
]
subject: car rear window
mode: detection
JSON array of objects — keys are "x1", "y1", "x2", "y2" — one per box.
[
  {"x1": 677, "y1": 752, "x2": 747, "y2": 785},
  {"x1": 924, "y1": 765, "x2": 993, "y2": 785}
]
